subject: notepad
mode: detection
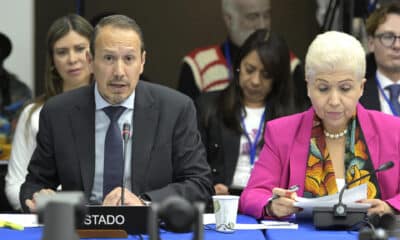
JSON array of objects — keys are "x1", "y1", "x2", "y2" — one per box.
[
  {"x1": 261, "y1": 220, "x2": 298, "y2": 229},
  {"x1": 203, "y1": 214, "x2": 298, "y2": 230},
  {"x1": 0, "y1": 214, "x2": 41, "y2": 228}
]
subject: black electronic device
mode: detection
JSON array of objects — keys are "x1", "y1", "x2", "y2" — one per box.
[
  {"x1": 36, "y1": 191, "x2": 86, "y2": 240},
  {"x1": 148, "y1": 196, "x2": 205, "y2": 240},
  {"x1": 358, "y1": 213, "x2": 397, "y2": 240},
  {"x1": 313, "y1": 161, "x2": 394, "y2": 230}
]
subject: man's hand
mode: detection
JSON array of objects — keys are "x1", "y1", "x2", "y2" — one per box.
[
  {"x1": 103, "y1": 187, "x2": 145, "y2": 206},
  {"x1": 25, "y1": 188, "x2": 56, "y2": 213},
  {"x1": 214, "y1": 183, "x2": 230, "y2": 195}
]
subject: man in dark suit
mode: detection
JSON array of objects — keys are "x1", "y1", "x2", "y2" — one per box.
[
  {"x1": 20, "y1": 15, "x2": 213, "y2": 212},
  {"x1": 360, "y1": 2, "x2": 400, "y2": 115}
]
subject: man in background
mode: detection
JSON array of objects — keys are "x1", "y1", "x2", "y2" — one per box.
[
  {"x1": 178, "y1": 0, "x2": 307, "y2": 108},
  {"x1": 360, "y1": 2, "x2": 400, "y2": 116}
]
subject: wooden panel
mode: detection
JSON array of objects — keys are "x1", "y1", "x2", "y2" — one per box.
[
  {"x1": 34, "y1": 1, "x2": 318, "y2": 93},
  {"x1": 84, "y1": 0, "x2": 226, "y2": 88}
]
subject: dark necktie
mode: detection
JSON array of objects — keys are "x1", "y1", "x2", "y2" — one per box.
[
  {"x1": 103, "y1": 106, "x2": 126, "y2": 198},
  {"x1": 385, "y1": 84, "x2": 400, "y2": 115}
]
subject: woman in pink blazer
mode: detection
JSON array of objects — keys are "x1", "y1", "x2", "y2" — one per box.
[{"x1": 240, "y1": 31, "x2": 400, "y2": 219}]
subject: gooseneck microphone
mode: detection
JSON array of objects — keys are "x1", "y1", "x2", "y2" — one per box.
[
  {"x1": 334, "y1": 161, "x2": 394, "y2": 217},
  {"x1": 121, "y1": 123, "x2": 131, "y2": 206},
  {"x1": 77, "y1": 123, "x2": 150, "y2": 237},
  {"x1": 313, "y1": 161, "x2": 394, "y2": 229}
]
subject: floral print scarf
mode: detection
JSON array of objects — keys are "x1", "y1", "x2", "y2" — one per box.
[{"x1": 303, "y1": 114, "x2": 380, "y2": 199}]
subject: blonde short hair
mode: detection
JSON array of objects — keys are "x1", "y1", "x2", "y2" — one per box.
[{"x1": 305, "y1": 31, "x2": 365, "y2": 82}]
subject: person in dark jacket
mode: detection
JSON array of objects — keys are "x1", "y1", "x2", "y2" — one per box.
[{"x1": 196, "y1": 29, "x2": 299, "y2": 196}]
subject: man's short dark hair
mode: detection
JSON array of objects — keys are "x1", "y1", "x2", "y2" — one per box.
[
  {"x1": 366, "y1": 2, "x2": 400, "y2": 36},
  {"x1": 90, "y1": 14, "x2": 145, "y2": 57}
]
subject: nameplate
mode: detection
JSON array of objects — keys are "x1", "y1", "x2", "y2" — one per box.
[{"x1": 78, "y1": 205, "x2": 150, "y2": 235}]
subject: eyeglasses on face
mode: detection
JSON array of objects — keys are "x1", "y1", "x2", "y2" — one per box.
[{"x1": 374, "y1": 32, "x2": 400, "y2": 48}]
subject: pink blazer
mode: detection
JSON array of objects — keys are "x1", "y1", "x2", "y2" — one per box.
[{"x1": 239, "y1": 104, "x2": 400, "y2": 219}]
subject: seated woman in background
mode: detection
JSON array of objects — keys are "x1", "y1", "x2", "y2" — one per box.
[
  {"x1": 239, "y1": 31, "x2": 400, "y2": 219},
  {"x1": 196, "y1": 29, "x2": 298, "y2": 196},
  {"x1": 5, "y1": 14, "x2": 93, "y2": 211}
]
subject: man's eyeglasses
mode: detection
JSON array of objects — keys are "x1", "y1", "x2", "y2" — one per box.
[{"x1": 375, "y1": 32, "x2": 400, "y2": 48}]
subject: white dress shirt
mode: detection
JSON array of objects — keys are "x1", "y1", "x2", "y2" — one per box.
[
  {"x1": 376, "y1": 70, "x2": 400, "y2": 115},
  {"x1": 5, "y1": 103, "x2": 42, "y2": 210},
  {"x1": 90, "y1": 83, "x2": 134, "y2": 204}
]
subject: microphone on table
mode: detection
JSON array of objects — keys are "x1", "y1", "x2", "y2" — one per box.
[
  {"x1": 313, "y1": 161, "x2": 394, "y2": 229},
  {"x1": 147, "y1": 196, "x2": 205, "y2": 240},
  {"x1": 120, "y1": 122, "x2": 131, "y2": 206},
  {"x1": 358, "y1": 212, "x2": 397, "y2": 240},
  {"x1": 77, "y1": 124, "x2": 150, "y2": 238}
]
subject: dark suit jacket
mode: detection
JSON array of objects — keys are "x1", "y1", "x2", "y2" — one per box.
[
  {"x1": 20, "y1": 81, "x2": 214, "y2": 212},
  {"x1": 360, "y1": 53, "x2": 381, "y2": 111},
  {"x1": 196, "y1": 91, "x2": 241, "y2": 187}
]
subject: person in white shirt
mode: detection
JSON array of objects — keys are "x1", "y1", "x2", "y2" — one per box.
[
  {"x1": 5, "y1": 14, "x2": 93, "y2": 210},
  {"x1": 196, "y1": 29, "x2": 299, "y2": 196}
]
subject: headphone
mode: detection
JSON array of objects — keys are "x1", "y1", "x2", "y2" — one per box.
[{"x1": 359, "y1": 213, "x2": 396, "y2": 240}]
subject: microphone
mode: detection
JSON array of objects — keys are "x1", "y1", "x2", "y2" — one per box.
[
  {"x1": 120, "y1": 123, "x2": 131, "y2": 206},
  {"x1": 334, "y1": 161, "x2": 394, "y2": 217},
  {"x1": 358, "y1": 213, "x2": 396, "y2": 240},
  {"x1": 77, "y1": 124, "x2": 151, "y2": 237},
  {"x1": 147, "y1": 196, "x2": 205, "y2": 240},
  {"x1": 313, "y1": 161, "x2": 394, "y2": 229}
]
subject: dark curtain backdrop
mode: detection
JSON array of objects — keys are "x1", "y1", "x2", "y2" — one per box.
[{"x1": 35, "y1": 0, "x2": 318, "y2": 96}]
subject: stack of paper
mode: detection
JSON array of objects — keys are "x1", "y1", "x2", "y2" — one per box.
[{"x1": 294, "y1": 184, "x2": 370, "y2": 217}]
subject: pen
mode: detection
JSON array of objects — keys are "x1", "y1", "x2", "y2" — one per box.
[
  {"x1": 271, "y1": 184, "x2": 299, "y2": 201},
  {"x1": 0, "y1": 220, "x2": 24, "y2": 231}
]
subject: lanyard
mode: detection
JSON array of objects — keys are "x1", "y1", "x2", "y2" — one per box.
[
  {"x1": 223, "y1": 41, "x2": 233, "y2": 80},
  {"x1": 240, "y1": 109, "x2": 266, "y2": 165},
  {"x1": 375, "y1": 73, "x2": 399, "y2": 116}
]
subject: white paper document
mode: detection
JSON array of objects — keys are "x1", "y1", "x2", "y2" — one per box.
[
  {"x1": 260, "y1": 220, "x2": 298, "y2": 229},
  {"x1": 0, "y1": 214, "x2": 41, "y2": 228},
  {"x1": 294, "y1": 184, "x2": 370, "y2": 217},
  {"x1": 203, "y1": 213, "x2": 298, "y2": 230},
  {"x1": 234, "y1": 223, "x2": 298, "y2": 230},
  {"x1": 234, "y1": 221, "x2": 298, "y2": 230},
  {"x1": 234, "y1": 223, "x2": 270, "y2": 230}
]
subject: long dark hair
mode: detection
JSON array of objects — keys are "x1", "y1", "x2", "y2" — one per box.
[
  {"x1": 28, "y1": 14, "x2": 93, "y2": 120},
  {"x1": 219, "y1": 29, "x2": 296, "y2": 133}
]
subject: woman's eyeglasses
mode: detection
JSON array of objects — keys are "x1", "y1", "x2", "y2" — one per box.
[{"x1": 374, "y1": 32, "x2": 400, "y2": 48}]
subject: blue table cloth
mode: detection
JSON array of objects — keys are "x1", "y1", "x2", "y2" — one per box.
[
  {"x1": 265, "y1": 219, "x2": 398, "y2": 240},
  {"x1": 0, "y1": 214, "x2": 265, "y2": 240}
]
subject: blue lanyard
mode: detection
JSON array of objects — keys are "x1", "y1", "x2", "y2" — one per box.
[
  {"x1": 375, "y1": 73, "x2": 399, "y2": 116},
  {"x1": 240, "y1": 109, "x2": 267, "y2": 165},
  {"x1": 223, "y1": 41, "x2": 233, "y2": 80}
]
